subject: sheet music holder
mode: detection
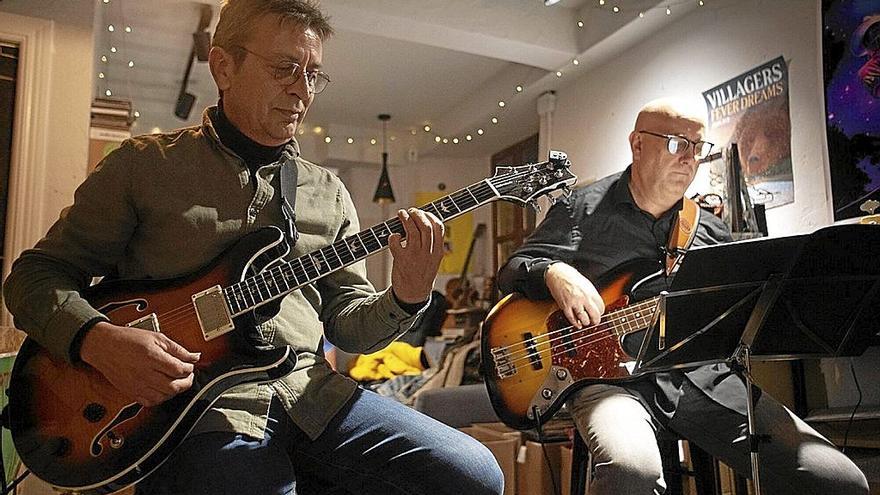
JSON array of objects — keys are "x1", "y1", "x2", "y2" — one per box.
[
  {"x1": 632, "y1": 224, "x2": 880, "y2": 494},
  {"x1": 635, "y1": 224, "x2": 880, "y2": 372}
]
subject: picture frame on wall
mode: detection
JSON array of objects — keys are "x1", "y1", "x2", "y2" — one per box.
[{"x1": 822, "y1": 1, "x2": 880, "y2": 221}]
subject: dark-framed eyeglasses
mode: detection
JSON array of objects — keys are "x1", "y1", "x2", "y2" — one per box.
[
  {"x1": 639, "y1": 130, "x2": 714, "y2": 161},
  {"x1": 234, "y1": 46, "x2": 331, "y2": 95}
]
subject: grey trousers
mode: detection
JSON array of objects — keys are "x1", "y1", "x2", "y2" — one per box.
[{"x1": 567, "y1": 378, "x2": 869, "y2": 495}]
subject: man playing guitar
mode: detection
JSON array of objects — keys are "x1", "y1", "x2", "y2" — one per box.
[
  {"x1": 496, "y1": 98, "x2": 867, "y2": 494},
  {"x1": 3, "y1": 1, "x2": 504, "y2": 494}
]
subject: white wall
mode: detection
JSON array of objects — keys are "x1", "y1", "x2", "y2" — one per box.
[
  {"x1": 551, "y1": 0, "x2": 828, "y2": 237},
  {"x1": 0, "y1": 0, "x2": 95, "y2": 235}
]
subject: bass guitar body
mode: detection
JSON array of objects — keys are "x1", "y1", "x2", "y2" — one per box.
[
  {"x1": 480, "y1": 259, "x2": 663, "y2": 430},
  {"x1": 8, "y1": 227, "x2": 297, "y2": 494}
]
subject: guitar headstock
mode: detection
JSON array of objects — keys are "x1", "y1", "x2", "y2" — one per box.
[{"x1": 490, "y1": 150, "x2": 577, "y2": 206}]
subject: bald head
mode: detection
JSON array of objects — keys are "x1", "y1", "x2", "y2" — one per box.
[
  {"x1": 628, "y1": 97, "x2": 708, "y2": 218},
  {"x1": 633, "y1": 97, "x2": 707, "y2": 134}
]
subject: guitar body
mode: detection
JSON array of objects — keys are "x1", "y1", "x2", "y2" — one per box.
[
  {"x1": 8, "y1": 227, "x2": 298, "y2": 494},
  {"x1": 480, "y1": 259, "x2": 662, "y2": 430}
]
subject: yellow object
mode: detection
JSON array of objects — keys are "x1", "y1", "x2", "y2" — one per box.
[{"x1": 349, "y1": 342, "x2": 425, "y2": 381}]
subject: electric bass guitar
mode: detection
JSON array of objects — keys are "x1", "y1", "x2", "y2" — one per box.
[
  {"x1": 8, "y1": 152, "x2": 577, "y2": 494},
  {"x1": 480, "y1": 259, "x2": 664, "y2": 430}
]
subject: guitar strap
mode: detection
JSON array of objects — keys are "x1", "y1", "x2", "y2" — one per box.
[
  {"x1": 280, "y1": 160, "x2": 300, "y2": 245},
  {"x1": 665, "y1": 196, "x2": 700, "y2": 276}
]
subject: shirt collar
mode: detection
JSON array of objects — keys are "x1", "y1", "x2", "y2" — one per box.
[{"x1": 611, "y1": 165, "x2": 683, "y2": 220}]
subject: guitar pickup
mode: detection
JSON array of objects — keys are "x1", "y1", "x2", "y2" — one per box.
[
  {"x1": 522, "y1": 332, "x2": 543, "y2": 371},
  {"x1": 192, "y1": 285, "x2": 234, "y2": 341}
]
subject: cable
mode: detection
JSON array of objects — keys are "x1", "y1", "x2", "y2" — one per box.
[
  {"x1": 533, "y1": 406, "x2": 561, "y2": 495},
  {"x1": 841, "y1": 358, "x2": 862, "y2": 455}
]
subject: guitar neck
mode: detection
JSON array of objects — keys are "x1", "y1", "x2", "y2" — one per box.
[
  {"x1": 223, "y1": 180, "x2": 499, "y2": 316},
  {"x1": 605, "y1": 296, "x2": 660, "y2": 337}
]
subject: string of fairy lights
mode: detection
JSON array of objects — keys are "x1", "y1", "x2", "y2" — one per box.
[
  {"x1": 97, "y1": 0, "x2": 142, "y2": 120},
  {"x1": 311, "y1": 0, "x2": 711, "y2": 148},
  {"x1": 94, "y1": 0, "x2": 709, "y2": 144}
]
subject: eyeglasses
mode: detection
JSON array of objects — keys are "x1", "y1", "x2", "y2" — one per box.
[
  {"x1": 639, "y1": 130, "x2": 714, "y2": 161},
  {"x1": 234, "y1": 46, "x2": 331, "y2": 94}
]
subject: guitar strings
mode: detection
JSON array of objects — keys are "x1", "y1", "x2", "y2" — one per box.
[
  {"x1": 498, "y1": 311, "x2": 652, "y2": 370},
  {"x1": 119, "y1": 170, "x2": 550, "y2": 330},
  {"x1": 493, "y1": 298, "x2": 657, "y2": 359},
  {"x1": 495, "y1": 299, "x2": 659, "y2": 370}
]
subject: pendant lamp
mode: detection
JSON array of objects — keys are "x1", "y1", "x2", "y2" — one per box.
[{"x1": 373, "y1": 113, "x2": 395, "y2": 204}]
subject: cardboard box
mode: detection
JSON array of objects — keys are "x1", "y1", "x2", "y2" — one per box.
[
  {"x1": 560, "y1": 445, "x2": 573, "y2": 495},
  {"x1": 459, "y1": 426, "x2": 518, "y2": 495},
  {"x1": 516, "y1": 440, "x2": 567, "y2": 495},
  {"x1": 471, "y1": 422, "x2": 524, "y2": 449}
]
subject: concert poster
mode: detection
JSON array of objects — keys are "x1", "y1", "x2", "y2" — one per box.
[
  {"x1": 702, "y1": 56, "x2": 794, "y2": 210},
  {"x1": 823, "y1": 0, "x2": 880, "y2": 221}
]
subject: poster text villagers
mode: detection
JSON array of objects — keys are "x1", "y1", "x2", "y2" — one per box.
[{"x1": 703, "y1": 56, "x2": 793, "y2": 209}]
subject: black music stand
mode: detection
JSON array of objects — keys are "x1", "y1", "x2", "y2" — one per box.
[{"x1": 633, "y1": 224, "x2": 880, "y2": 495}]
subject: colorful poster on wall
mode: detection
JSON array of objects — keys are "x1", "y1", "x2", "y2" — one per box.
[
  {"x1": 414, "y1": 191, "x2": 473, "y2": 275},
  {"x1": 702, "y1": 56, "x2": 793, "y2": 210},
  {"x1": 823, "y1": 1, "x2": 880, "y2": 221}
]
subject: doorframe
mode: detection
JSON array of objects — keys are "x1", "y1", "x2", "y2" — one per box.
[{"x1": 0, "y1": 12, "x2": 54, "y2": 326}]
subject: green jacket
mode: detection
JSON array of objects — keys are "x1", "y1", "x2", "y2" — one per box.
[{"x1": 3, "y1": 108, "x2": 424, "y2": 440}]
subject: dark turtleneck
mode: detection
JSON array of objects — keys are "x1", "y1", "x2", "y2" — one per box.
[{"x1": 212, "y1": 100, "x2": 286, "y2": 176}]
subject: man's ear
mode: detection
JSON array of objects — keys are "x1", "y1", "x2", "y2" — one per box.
[
  {"x1": 629, "y1": 130, "x2": 641, "y2": 163},
  {"x1": 208, "y1": 46, "x2": 234, "y2": 92}
]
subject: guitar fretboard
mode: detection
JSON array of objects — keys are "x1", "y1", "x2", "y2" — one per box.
[
  {"x1": 222, "y1": 180, "x2": 499, "y2": 316},
  {"x1": 607, "y1": 297, "x2": 659, "y2": 337}
]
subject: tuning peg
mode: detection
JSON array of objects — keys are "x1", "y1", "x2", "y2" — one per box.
[
  {"x1": 562, "y1": 186, "x2": 573, "y2": 199},
  {"x1": 861, "y1": 199, "x2": 880, "y2": 215},
  {"x1": 547, "y1": 195, "x2": 557, "y2": 206},
  {"x1": 529, "y1": 200, "x2": 542, "y2": 213}
]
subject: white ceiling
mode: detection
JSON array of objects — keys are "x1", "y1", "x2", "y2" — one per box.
[{"x1": 94, "y1": 0, "x2": 689, "y2": 160}]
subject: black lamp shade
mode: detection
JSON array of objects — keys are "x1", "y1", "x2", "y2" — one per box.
[{"x1": 373, "y1": 152, "x2": 395, "y2": 204}]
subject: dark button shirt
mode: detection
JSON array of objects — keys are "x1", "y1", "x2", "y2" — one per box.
[{"x1": 497, "y1": 167, "x2": 742, "y2": 420}]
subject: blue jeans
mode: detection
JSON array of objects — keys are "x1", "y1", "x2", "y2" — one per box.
[{"x1": 135, "y1": 388, "x2": 504, "y2": 495}]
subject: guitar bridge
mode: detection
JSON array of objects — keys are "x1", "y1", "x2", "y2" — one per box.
[
  {"x1": 127, "y1": 313, "x2": 159, "y2": 332},
  {"x1": 192, "y1": 285, "x2": 234, "y2": 341},
  {"x1": 490, "y1": 347, "x2": 517, "y2": 379}
]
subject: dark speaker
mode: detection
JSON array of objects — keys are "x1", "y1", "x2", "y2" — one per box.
[
  {"x1": 174, "y1": 92, "x2": 196, "y2": 119},
  {"x1": 754, "y1": 203, "x2": 768, "y2": 237},
  {"x1": 193, "y1": 32, "x2": 211, "y2": 62}
]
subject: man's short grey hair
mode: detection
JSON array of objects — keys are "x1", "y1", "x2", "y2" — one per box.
[{"x1": 212, "y1": 0, "x2": 333, "y2": 64}]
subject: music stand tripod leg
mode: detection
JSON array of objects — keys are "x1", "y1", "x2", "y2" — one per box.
[
  {"x1": 730, "y1": 273, "x2": 785, "y2": 495},
  {"x1": 736, "y1": 345, "x2": 762, "y2": 495}
]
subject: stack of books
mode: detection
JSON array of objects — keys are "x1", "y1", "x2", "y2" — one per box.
[{"x1": 90, "y1": 97, "x2": 133, "y2": 131}]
